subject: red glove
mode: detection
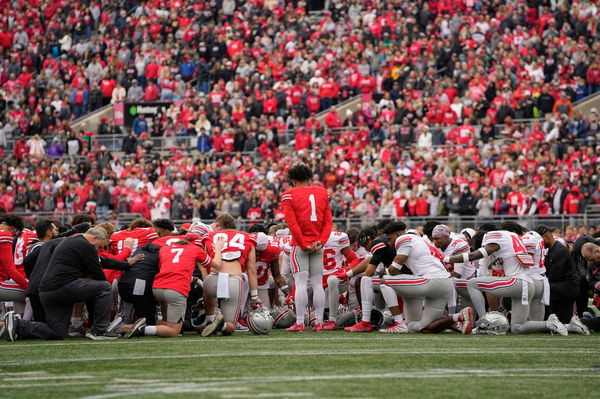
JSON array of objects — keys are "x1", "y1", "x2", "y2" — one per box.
[
  {"x1": 285, "y1": 293, "x2": 295, "y2": 308},
  {"x1": 335, "y1": 267, "x2": 350, "y2": 279}
]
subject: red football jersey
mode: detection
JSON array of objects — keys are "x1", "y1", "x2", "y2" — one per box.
[
  {"x1": 153, "y1": 242, "x2": 211, "y2": 297},
  {"x1": 152, "y1": 235, "x2": 188, "y2": 248},
  {"x1": 256, "y1": 237, "x2": 281, "y2": 287},
  {"x1": 201, "y1": 230, "x2": 256, "y2": 273},
  {"x1": 14, "y1": 229, "x2": 39, "y2": 272},
  {"x1": 109, "y1": 227, "x2": 158, "y2": 254},
  {"x1": 281, "y1": 185, "x2": 333, "y2": 249},
  {"x1": 0, "y1": 230, "x2": 28, "y2": 289}
]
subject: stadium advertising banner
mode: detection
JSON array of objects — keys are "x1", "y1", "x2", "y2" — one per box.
[{"x1": 122, "y1": 102, "x2": 171, "y2": 126}]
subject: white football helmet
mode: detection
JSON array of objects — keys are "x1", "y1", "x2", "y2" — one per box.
[
  {"x1": 304, "y1": 307, "x2": 316, "y2": 327},
  {"x1": 247, "y1": 307, "x2": 274, "y2": 335},
  {"x1": 272, "y1": 307, "x2": 296, "y2": 329},
  {"x1": 477, "y1": 311, "x2": 510, "y2": 335}
]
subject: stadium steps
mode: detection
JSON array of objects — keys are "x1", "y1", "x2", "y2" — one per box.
[
  {"x1": 574, "y1": 90, "x2": 600, "y2": 115},
  {"x1": 70, "y1": 104, "x2": 114, "y2": 133},
  {"x1": 315, "y1": 95, "x2": 363, "y2": 125}
]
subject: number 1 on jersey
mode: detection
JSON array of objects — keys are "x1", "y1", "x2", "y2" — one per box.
[{"x1": 309, "y1": 194, "x2": 317, "y2": 221}]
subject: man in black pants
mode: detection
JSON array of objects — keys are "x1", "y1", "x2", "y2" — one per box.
[
  {"x1": 536, "y1": 226, "x2": 579, "y2": 323},
  {"x1": 118, "y1": 243, "x2": 161, "y2": 325},
  {"x1": 24, "y1": 223, "x2": 91, "y2": 323},
  {"x1": 3, "y1": 227, "x2": 122, "y2": 341}
]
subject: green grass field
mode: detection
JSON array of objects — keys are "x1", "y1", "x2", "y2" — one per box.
[{"x1": 1, "y1": 331, "x2": 598, "y2": 399}]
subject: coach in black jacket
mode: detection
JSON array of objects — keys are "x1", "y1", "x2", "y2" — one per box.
[
  {"x1": 12, "y1": 228, "x2": 129, "y2": 341},
  {"x1": 536, "y1": 225, "x2": 579, "y2": 323}
]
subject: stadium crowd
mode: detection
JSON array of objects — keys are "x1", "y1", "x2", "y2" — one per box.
[{"x1": 1, "y1": 0, "x2": 600, "y2": 224}]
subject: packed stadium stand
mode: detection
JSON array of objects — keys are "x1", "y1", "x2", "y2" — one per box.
[{"x1": 1, "y1": 0, "x2": 600, "y2": 232}]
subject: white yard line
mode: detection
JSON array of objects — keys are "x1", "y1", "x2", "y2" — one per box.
[
  {"x1": 1, "y1": 349, "x2": 599, "y2": 366},
  {"x1": 4, "y1": 375, "x2": 93, "y2": 381},
  {"x1": 5, "y1": 382, "x2": 106, "y2": 389},
  {"x1": 220, "y1": 393, "x2": 313, "y2": 398},
  {"x1": 3, "y1": 335, "x2": 593, "y2": 348},
  {"x1": 73, "y1": 368, "x2": 600, "y2": 399},
  {"x1": 3, "y1": 369, "x2": 596, "y2": 392}
]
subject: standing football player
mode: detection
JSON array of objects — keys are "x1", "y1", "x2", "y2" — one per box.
[{"x1": 282, "y1": 164, "x2": 333, "y2": 332}]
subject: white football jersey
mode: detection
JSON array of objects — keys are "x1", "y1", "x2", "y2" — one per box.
[
  {"x1": 482, "y1": 231, "x2": 533, "y2": 283},
  {"x1": 355, "y1": 246, "x2": 369, "y2": 259},
  {"x1": 522, "y1": 231, "x2": 546, "y2": 278},
  {"x1": 394, "y1": 234, "x2": 450, "y2": 278},
  {"x1": 280, "y1": 235, "x2": 292, "y2": 266},
  {"x1": 440, "y1": 237, "x2": 476, "y2": 279},
  {"x1": 323, "y1": 231, "x2": 350, "y2": 276}
]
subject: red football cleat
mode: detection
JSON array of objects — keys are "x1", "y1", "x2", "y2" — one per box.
[
  {"x1": 285, "y1": 323, "x2": 306, "y2": 332},
  {"x1": 322, "y1": 320, "x2": 338, "y2": 331},
  {"x1": 344, "y1": 320, "x2": 373, "y2": 332},
  {"x1": 312, "y1": 323, "x2": 325, "y2": 332}
]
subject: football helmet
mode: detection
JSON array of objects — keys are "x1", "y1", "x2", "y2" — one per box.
[
  {"x1": 272, "y1": 306, "x2": 296, "y2": 329},
  {"x1": 247, "y1": 307, "x2": 273, "y2": 335},
  {"x1": 304, "y1": 307, "x2": 316, "y2": 327},
  {"x1": 370, "y1": 309, "x2": 384, "y2": 328},
  {"x1": 477, "y1": 311, "x2": 510, "y2": 335}
]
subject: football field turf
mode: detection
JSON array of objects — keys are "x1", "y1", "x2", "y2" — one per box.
[{"x1": 1, "y1": 331, "x2": 598, "y2": 399}]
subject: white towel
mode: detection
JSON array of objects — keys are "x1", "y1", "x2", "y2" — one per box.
[
  {"x1": 541, "y1": 277, "x2": 551, "y2": 306},
  {"x1": 217, "y1": 273, "x2": 230, "y2": 299},
  {"x1": 448, "y1": 285, "x2": 457, "y2": 313},
  {"x1": 521, "y1": 280, "x2": 529, "y2": 305}
]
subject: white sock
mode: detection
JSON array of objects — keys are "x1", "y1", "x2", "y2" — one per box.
[
  {"x1": 206, "y1": 314, "x2": 215, "y2": 323},
  {"x1": 294, "y1": 271, "x2": 309, "y2": 325},
  {"x1": 327, "y1": 275, "x2": 339, "y2": 321},
  {"x1": 393, "y1": 314, "x2": 404, "y2": 323},
  {"x1": 71, "y1": 317, "x2": 83, "y2": 329},
  {"x1": 144, "y1": 326, "x2": 156, "y2": 336},
  {"x1": 452, "y1": 313, "x2": 460, "y2": 322},
  {"x1": 360, "y1": 277, "x2": 374, "y2": 322},
  {"x1": 310, "y1": 274, "x2": 326, "y2": 324}
]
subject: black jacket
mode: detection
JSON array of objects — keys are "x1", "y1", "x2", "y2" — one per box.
[
  {"x1": 39, "y1": 235, "x2": 129, "y2": 292},
  {"x1": 546, "y1": 240, "x2": 579, "y2": 286},
  {"x1": 118, "y1": 243, "x2": 160, "y2": 296}
]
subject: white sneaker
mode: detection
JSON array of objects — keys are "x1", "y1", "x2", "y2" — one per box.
[
  {"x1": 458, "y1": 307, "x2": 474, "y2": 335},
  {"x1": 547, "y1": 314, "x2": 568, "y2": 336},
  {"x1": 379, "y1": 321, "x2": 408, "y2": 333},
  {"x1": 568, "y1": 315, "x2": 590, "y2": 336},
  {"x1": 106, "y1": 315, "x2": 123, "y2": 334}
]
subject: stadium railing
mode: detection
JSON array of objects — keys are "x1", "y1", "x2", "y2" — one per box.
[{"x1": 11, "y1": 212, "x2": 600, "y2": 232}]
